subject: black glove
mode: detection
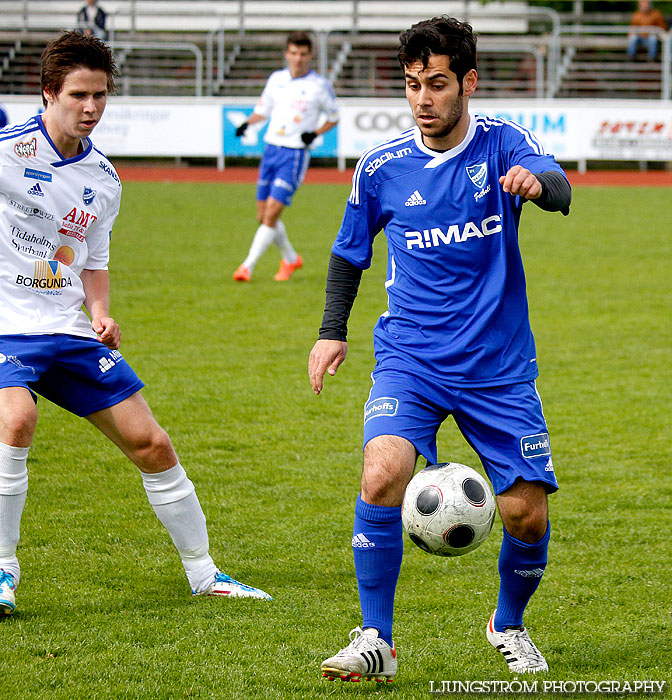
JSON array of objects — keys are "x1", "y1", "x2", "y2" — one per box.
[
  {"x1": 301, "y1": 131, "x2": 317, "y2": 146},
  {"x1": 235, "y1": 122, "x2": 248, "y2": 137}
]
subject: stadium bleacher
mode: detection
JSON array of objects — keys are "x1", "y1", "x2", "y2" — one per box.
[{"x1": 0, "y1": 0, "x2": 670, "y2": 100}]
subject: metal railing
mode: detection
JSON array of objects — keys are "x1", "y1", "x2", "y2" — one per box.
[
  {"x1": 554, "y1": 25, "x2": 671, "y2": 100},
  {"x1": 2, "y1": 3, "x2": 671, "y2": 100},
  {"x1": 110, "y1": 41, "x2": 203, "y2": 96}
]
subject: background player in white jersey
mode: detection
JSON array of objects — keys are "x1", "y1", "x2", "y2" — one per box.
[
  {"x1": 309, "y1": 16, "x2": 571, "y2": 680},
  {"x1": 233, "y1": 32, "x2": 339, "y2": 282},
  {"x1": 0, "y1": 31, "x2": 271, "y2": 615}
]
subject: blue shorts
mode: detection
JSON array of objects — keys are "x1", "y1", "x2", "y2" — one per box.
[
  {"x1": 0, "y1": 334, "x2": 145, "y2": 417},
  {"x1": 363, "y1": 368, "x2": 558, "y2": 495},
  {"x1": 256, "y1": 144, "x2": 310, "y2": 206}
]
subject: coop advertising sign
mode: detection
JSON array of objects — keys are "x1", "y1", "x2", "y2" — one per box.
[
  {"x1": 337, "y1": 100, "x2": 672, "y2": 162},
  {"x1": 1, "y1": 97, "x2": 671, "y2": 163}
]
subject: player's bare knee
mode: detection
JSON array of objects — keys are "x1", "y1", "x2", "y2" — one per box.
[
  {"x1": 361, "y1": 462, "x2": 409, "y2": 506},
  {"x1": 129, "y1": 426, "x2": 176, "y2": 472},
  {"x1": 501, "y1": 505, "x2": 548, "y2": 543},
  {"x1": 0, "y1": 404, "x2": 37, "y2": 446},
  {"x1": 361, "y1": 479, "x2": 395, "y2": 505}
]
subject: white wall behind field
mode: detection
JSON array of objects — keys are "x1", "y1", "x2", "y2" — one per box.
[{"x1": 2, "y1": 95, "x2": 671, "y2": 168}]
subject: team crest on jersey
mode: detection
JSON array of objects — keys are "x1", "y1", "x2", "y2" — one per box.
[
  {"x1": 466, "y1": 162, "x2": 488, "y2": 189},
  {"x1": 15, "y1": 138, "x2": 37, "y2": 158},
  {"x1": 83, "y1": 187, "x2": 96, "y2": 205}
]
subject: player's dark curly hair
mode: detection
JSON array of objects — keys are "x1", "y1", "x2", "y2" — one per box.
[
  {"x1": 41, "y1": 31, "x2": 119, "y2": 106},
  {"x1": 398, "y1": 16, "x2": 477, "y2": 85}
]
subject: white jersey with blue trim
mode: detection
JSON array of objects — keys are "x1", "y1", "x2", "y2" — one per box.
[
  {"x1": 332, "y1": 114, "x2": 567, "y2": 387},
  {"x1": 0, "y1": 115, "x2": 121, "y2": 338},
  {"x1": 254, "y1": 68, "x2": 339, "y2": 149}
]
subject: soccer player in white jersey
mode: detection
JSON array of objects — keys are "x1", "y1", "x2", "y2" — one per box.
[
  {"x1": 309, "y1": 17, "x2": 571, "y2": 680},
  {"x1": 0, "y1": 31, "x2": 272, "y2": 616},
  {"x1": 233, "y1": 32, "x2": 339, "y2": 282}
]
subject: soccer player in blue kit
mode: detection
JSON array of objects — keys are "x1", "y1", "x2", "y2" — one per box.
[
  {"x1": 309, "y1": 16, "x2": 571, "y2": 680},
  {"x1": 0, "y1": 32, "x2": 271, "y2": 615}
]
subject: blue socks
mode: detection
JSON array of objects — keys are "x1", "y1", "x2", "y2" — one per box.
[
  {"x1": 352, "y1": 494, "x2": 403, "y2": 646},
  {"x1": 494, "y1": 522, "x2": 550, "y2": 631}
]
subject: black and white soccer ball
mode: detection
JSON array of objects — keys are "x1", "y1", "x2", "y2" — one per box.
[{"x1": 402, "y1": 462, "x2": 496, "y2": 557}]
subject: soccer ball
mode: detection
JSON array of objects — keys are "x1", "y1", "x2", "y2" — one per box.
[{"x1": 402, "y1": 462, "x2": 496, "y2": 557}]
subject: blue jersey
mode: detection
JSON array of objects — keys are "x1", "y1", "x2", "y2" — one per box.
[{"x1": 332, "y1": 115, "x2": 567, "y2": 388}]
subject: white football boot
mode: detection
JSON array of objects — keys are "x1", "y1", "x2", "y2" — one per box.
[
  {"x1": 0, "y1": 569, "x2": 17, "y2": 615},
  {"x1": 486, "y1": 610, "x2": 548, "y2": 673},
  {"x1": 321, "y1": 627, "x2": 397, "y2": 683},
  {"x1": 193, "y1": 572, "x2": 272, "y2": 600}
]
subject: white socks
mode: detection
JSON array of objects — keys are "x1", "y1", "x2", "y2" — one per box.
[
  {"x1": 273, "y1": 220, "x2": 298, "y2": 263},
  {"x1": 243, "y1": 223, "x2": 276, "y2": 272},
  {"x1": 0, "y1": 442, "x2": 29, "y2": 584},
  {"x1": 0, "y1": 449, "x2": 218, "y2": 594},
  {"x1": 243, "y1": 220, "x2": 298, "y2": 270},
  {"x1": 141, "y1": 463, "x2": 217, "y2": 594}
]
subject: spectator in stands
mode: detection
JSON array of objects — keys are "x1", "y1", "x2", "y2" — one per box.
[
  {"x1": 232, "y1": 32, "x2": 339, "y2": 282},
  {"x1": 627, "y1": 0, "x2": 667, "y2": 61},
  {"x1": 77, "y1": 0, "x2": 108, "y2": 41},
  {"x1": 0, "y1": 105, "x2": 8, "y2": 130}
]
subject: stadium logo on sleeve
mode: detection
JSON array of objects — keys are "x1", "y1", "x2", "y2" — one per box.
[
  {"x1": 83, "y1": 187, "x2": 96, "y2": 205},
  {"x1": 364, "y1": 397, "x2": 399, "y2": 423},
  {"x1": 520, "y1": 433, "x2": 551, "y2": 459},
  {"x1": 364, "y1": 147, "x2": 412, "y2": 176},
  {"x1": 466, "y1": 162, "x2": 488, "y2": 189}
]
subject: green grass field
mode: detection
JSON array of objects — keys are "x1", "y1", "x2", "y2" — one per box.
[{"x1": 3, "y1": 181, "x2": 670, "y2": 699}]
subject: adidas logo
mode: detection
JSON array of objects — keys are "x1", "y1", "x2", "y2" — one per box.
[
  {"x1": 99, "y1": 356, "x2": 116, "y2": 373},
  {"x1": 352, "y1": 533, "x2": 375, "y2": 548},
  {"x1": 27, "y1": 183, "x2": 44, "y2": 197},
  {"x1": 514, "y1": 568, "x2": 545, "y2": 578},
  {"x1": 404, "y1": 189, "x2": 426, "y2": 207}
]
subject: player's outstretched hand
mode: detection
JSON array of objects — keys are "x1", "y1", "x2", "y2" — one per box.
[
  {"x1": 235, "y1": 122, "x2": 248, "y2": 137},
  {"x1": 308, "y1": 339, "x2": 347, "y2": 395},
  {"x1": 301, "y1": 131, "x2": 317, "y2": 146},
  {"x1": 499, "y1": 165, "x2": 542, "y2": 200},
  {"x1": 92, "y1": 316, "x2": 121, "y2": 350}
]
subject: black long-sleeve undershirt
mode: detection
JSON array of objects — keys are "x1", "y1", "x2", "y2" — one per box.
[
  {"x1": 532, "y1": 171, "x2": 571, "y2": 216},
  {"x1": 318, "y1": 253, "x2": 362, "y2": 341}
]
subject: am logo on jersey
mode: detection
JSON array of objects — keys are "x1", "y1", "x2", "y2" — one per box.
[{"x1": 59, "y1": 207, "x2": 98, "y2": 242}]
